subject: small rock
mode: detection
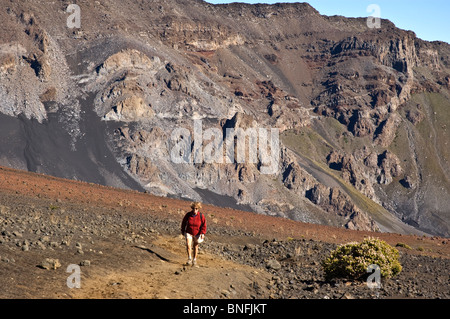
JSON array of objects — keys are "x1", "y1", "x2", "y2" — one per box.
[
  {"x1": 50, "y1": 241, "x2": 59, "y2": 248},
  {"x1": 80, "y1": 260, "x2": 91, "y2": 266},
  {"x1": 1, "y1": 230, "x2": 11, "y2": 237},
  {"x1": 76, "y1": 244, "x2": 84, "y2": 254},
  {"x1": 2, "y1": 256, "x2": 14, "y2": 263},
  {"x1": 22, "y1": 243, "x2": 30, "y2": 251},
  {"x1": 342, "y1": 293, "x2": 354, "y2": 299},
  {"x1": 35, "y1": 241, "x2": 46, "y2": 250},
  {"x1": 61, "y1": 240, "x2": 70, "y2": 246},
  {"x1": 266, "y1": 259, "x2": 282, "y2": 270},
  {"x1": 39, "y1": 258, "x2": 61, "y2": 270},
  {"x1": 305, "y1": 284, "x2": 315, "y2": 291},
  {"x1": 12, "y1": 231, "x2": 23, "y2": 238},
  {"x1": 221, "y1": 289, "x2": 231, "y2": 297}
]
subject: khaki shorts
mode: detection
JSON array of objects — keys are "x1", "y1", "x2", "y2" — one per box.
[{"x1": 185, "y1": 232, "x2": 204, "y2": 244}]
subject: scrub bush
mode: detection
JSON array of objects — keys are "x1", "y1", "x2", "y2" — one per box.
[{"x1": 322, "y1": 237, "x2": 402, "y2": 281}]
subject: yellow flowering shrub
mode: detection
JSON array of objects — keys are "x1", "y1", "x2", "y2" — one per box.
[{"x1": 322, "y1": 237, "x2": 402, "y2": 281}]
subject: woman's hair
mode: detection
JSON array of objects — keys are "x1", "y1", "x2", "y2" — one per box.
[{"x1": 190, "y1": 201, "x2": 202, "y2": 210}]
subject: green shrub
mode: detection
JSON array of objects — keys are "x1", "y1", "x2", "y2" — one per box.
[
  {"x1": 48, "y1": 204, "x2": 60, "y2": 211},
  {"x1": 396, "y1": 242, "x2": 412, "y2": 249},
  {"x1": 322, "y1": 237, "x2": 402, "y2": 281}
]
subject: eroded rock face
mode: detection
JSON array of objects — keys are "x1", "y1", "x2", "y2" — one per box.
[
  {"x1": 92, "y1": 50, "x2": 162, "y2": 122},
  {"x1": 374, "y1": 113, "x2": 402, "y2": 147},
  {"x1": 0, "y1": 0, "x2": 449, "y2": 235},
  {"x1": 0, "y1": 9, "x2": 78, "y2": 124},
  {"x1": 311, "y1": 31, "x2": 444, "y2": 158},
  {"x1": 283, "y1": 161, "x2": 316, "y2": 193},
  {"x1": 327, "y1": 148, "x2": 403, "y2": 200},
  {"x1": 156, "y1": 15, "x2": 245, "y2": 51},
  {"x1": 104, "y1": 96, "x2": 154, "y2": 122},
  {"x1": 282, "y1": 154, "x2": 379, "y2": 231},
  {"x1": 126, "y1": 154, "x2": 160, "y2": 184}
]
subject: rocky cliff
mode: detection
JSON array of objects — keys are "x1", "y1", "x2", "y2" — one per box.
[{"x1": 0, "y1": 0, "x2": 449, "y2": 236}]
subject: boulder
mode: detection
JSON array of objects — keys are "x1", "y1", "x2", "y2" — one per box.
[{"x1": 38, "y1": 258, "x2": 61, "y2": 270}]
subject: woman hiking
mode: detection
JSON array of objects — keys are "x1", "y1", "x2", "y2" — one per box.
[{"x1": 181, "y1": 202, "x2": 207, "y2": 266}]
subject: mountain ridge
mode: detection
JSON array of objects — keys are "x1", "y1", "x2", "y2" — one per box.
[{"x1": 0, "y1": 0, "x2": 449, "y2": 236}]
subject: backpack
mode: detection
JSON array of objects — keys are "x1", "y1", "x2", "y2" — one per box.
[{"x1": 199, "y1": 212, "x2": 206, "y2": 229}]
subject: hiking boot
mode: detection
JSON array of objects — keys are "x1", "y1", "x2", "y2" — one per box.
[
  {"x1": 186, "y1": 258, "x2": 192, "y2": 266},
  {"x1": 192, "y1": 259, "x2": 198, "y2": 267}
]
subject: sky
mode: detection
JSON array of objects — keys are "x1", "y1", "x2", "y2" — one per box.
[{"x1": 205, "y1": 0, "x2": 450, "y2": 44}]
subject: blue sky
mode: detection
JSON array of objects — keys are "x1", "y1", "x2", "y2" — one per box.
[{"x1": 205, "y1": 0, "x2": 450, "y2": 44}]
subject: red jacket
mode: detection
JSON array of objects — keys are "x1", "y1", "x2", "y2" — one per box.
[{"x1": 181, "y1": 211, "x2": 207, "y2": 236}]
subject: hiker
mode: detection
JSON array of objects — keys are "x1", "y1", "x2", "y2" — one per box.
[{"x1": 181, "y1": 201, "x2": 207, "y2": 266}]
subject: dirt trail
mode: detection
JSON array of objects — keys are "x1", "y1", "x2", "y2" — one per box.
[{"x1": 69, "y1": 235, "x2": 272, "y2": 299}]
